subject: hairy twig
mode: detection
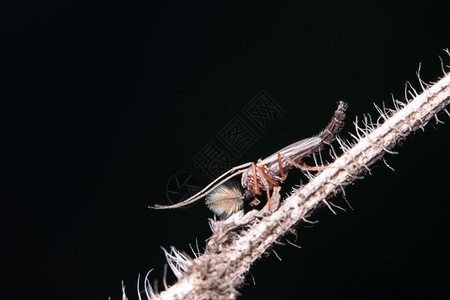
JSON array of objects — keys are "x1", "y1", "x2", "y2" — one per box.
[{"x1": 129, "y1": 56, "x2": 450, "y2": 300}]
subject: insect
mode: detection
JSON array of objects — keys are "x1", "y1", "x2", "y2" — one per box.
[{"x1": 150, "y1": 101, "x2": 347, "y2": 218}]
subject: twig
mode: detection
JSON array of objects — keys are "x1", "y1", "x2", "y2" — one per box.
[{"x1": 131, "y1": 57, "x2": 450, "y2": 300}]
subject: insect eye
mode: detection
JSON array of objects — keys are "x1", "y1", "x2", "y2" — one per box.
[{"x1": 244, "y1": 190, "x2": 254, "y2": 201}]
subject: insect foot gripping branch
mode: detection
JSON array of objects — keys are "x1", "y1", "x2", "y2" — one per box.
[{"x1": 150, "y1": 101, "x2": 347, "y2": 218}]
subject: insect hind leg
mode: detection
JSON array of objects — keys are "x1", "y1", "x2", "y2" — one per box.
[{"x1": 279, "y1": 154, "x2": 332, "y2": 171}]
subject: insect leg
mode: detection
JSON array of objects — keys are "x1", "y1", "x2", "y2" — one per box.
[
  {"x1": 256, "y1": 167, "x2": 274, "y2": 211},
  {"x1": 277, "y1": 153, "x2": 286, "y2": 181},
  {"x1": 251, "y1": 163, "x2": 260, "y2": 195},
  {"x1": 279, "y1": 154, "x2": 330, "y2": 171},
  {"x1": 260, "y1": 186, "x2": 281, "y2": 214},
  {"x1": 260, "y1": 165, "x2": 279, "y2": 186}
]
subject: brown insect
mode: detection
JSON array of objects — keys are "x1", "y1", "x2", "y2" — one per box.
[{"x1": 150, "y1": 101, "x2": 347, "y2": 218}]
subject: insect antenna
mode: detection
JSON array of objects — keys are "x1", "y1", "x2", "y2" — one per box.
[
  {"x1": 205, "y1": 181, "x2": 244, "y2": 218},
  {"x1": 149, "y1": 162, "x2": 252, "y2": 210}
]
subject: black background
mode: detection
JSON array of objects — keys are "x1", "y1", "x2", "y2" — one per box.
[{"x1": 3, "y1": 1, "x2": 450, "y2": 299}]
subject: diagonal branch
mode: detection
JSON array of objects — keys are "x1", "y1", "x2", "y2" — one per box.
[{"x1": 133, "y1": 58, "x2": 450, "y2": 300}]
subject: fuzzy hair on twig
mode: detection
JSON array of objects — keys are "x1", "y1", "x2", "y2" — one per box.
[{"x1": 126, "y1": 51, "x2": 450, "y2": 300}]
